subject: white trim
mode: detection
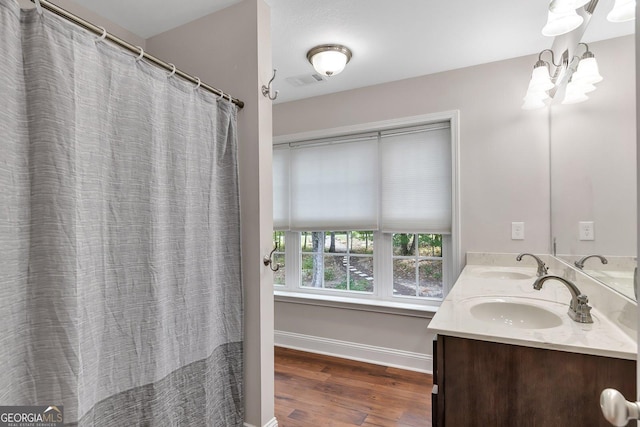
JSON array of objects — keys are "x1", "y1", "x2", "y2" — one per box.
[
  {"x1": 273, "y1": 111, "x2": 460, "y2": 145},
  {"x1": 243, "y1": 417, "x2": 278, "y2": 427},
  {"x1": 274, "y1": 290, "x2": 437, "y2": 318},
  {"x1": 275, "y1": 330, "x2": 433, "y2": 374},
  {"x1": 273, "y1": 110, "x2": 462, "y2": 301},
  {"x1": 449, "y1": 110, "x2": 462, "y2": 284}
]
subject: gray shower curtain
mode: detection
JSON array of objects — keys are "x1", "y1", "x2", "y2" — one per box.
[{"x1": 0, "y1": 0, "x2": 243, "y2": 425}]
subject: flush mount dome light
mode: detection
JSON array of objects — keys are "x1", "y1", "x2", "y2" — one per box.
[{"x1": 306, "y1": 44, "x2": 353, "y2": 77}]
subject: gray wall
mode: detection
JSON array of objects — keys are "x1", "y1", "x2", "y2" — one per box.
[
  {"x1": 274, "y1": 54, "x2": 551, "y2": 256},
  {"x1": 273, "y1": 50, "x2": 553, "y2": 369},
  {"x1": 273, "y1": 36, "x2": 635, "y2": 372},
  {"x1": 17, "y1": 0, "x2": 146, "y2": 47},
  {"x1": 551, "y1": 35, "x2": 636, "y2": 257}
]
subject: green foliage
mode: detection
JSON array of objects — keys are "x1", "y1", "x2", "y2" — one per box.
[
  {"x1": 393, "y1": 233, "x2": 414, "y2": 256},
  {"x1": 418, "y1": 234, "x2": 442, "y2": 256},
  {"x1": 302, "y1": 256, "x2": 314, "y2": 270},
  {"x1": 393, "y1": 233, "x2": 443, "y2": 256},
  {"x1": 351, "y1": 279, "x2": 372, "y2": 292},
  {"x1": 324, "y1": 267, "x2": 336, "y2": 281},
  {"x1": 333, "y1": 277, "x2": 372, "y2": 292},
  {"x1": 272, "y1": 231, "x2": 286, "y2": 251},
  {"x1": 420, "y1": 261, "x2": 443, "y2": 281},
  {"x1": 300, "y1": 231, "x2": 311, "y2": 251},
  {"x1": 350, "y1": 231, "x2": 374, "y2": 254}
]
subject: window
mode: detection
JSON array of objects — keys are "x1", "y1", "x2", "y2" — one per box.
[
  {"x1": 272, "y1": 114, "x2": 459, "y2": 307},
  {"x1": 392, "y1": 233, "x2": 444, "y2": 299},
  {"x1": 300, "y1": 231, "x2": 374, "y2": 292}
]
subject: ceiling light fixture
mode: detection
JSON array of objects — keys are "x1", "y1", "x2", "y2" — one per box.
[
  {"x1": 306, "y1": 44, "x2": 353, "y2": 77},
  {"x1": 607, "y1": 0, "x2": 636, "y2": 22},
  {"x1": 526, "y1": 1, "x2": 616, "y2": 110},
  {"x1": 523, "y1": 44, "x2": 601, "y2": 109}
]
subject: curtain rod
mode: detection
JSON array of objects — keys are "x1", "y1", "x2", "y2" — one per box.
[{"x1": 31, "y1": 0, "x2": 244, "y2": 109}]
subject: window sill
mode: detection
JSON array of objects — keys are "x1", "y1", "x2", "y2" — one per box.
[{"x1": 274, "y1": 290, "x2": 439, "y2": 318}]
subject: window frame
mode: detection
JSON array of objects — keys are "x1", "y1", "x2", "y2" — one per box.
[
  {"x1": 388, "y1": 233, "x2": 449, "y2": 301},
  {"x1": 274, "y1": 231, "x2": 451, "y2": 307},
  {"x1": 272, "y1": 111, "x2": 461, "y2": 310},
  {"x1": 297, "y1": 231, "x2": 376, "y2": 293}
]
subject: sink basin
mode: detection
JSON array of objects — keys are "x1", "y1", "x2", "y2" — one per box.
[
  {"x1": 475, "y1": 271, "x2": 533, "y2": 280},
  {"x1": 467, "y1": 298, "x2": 564, "y2": 329}
]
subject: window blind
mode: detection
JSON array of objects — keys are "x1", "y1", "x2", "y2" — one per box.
[
  {"x1": 272, "y1": 146, "x2": 290, "y2": 230},
  {"x1": 273, "y1": 122, "x2": 451, "y2": 232},
  {"x1": 289, "y1": 138, "x2": 378, "y2": 230},
  {"x1": 380, "y1": 125, "x2": 452, "y2": 233}
]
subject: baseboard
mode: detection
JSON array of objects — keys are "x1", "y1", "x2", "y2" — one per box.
[
  {"x1": 275, "y1": 330, "x2": 432, "y2": 373},
  {"x1": 243, "y1": 417, "x2": 278, "y2": 427}
]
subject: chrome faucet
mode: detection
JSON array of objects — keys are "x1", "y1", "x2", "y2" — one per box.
[
  {"x1": 516, "y1": 253, "x2": 548, "y2": 277},
  {"x1": 574, "y1": 254, "x2": 608, "y2": 270},
  {"x1": 532, "y1": 275, "x2": 593, "y2": 323}
]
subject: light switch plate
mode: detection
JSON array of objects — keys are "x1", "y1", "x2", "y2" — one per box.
[
  {"x1": 579, "y1": 221, "x2": 595, "y2": 241},
  {"x1": 512, "y1": 222, "x2": 525, "y2": 240}
]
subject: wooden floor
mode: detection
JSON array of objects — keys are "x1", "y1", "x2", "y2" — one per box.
[{"x1": 274, "y1": 347, "x2": 433, "y2": 427}]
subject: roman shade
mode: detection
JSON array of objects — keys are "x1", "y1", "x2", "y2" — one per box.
[{"x1": 273, "y1": 122, "x2": 451, "y2": 233}]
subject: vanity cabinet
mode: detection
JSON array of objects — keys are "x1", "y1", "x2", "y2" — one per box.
[{"x1": 433, "y1": 335, "x2": 636, "y2": 427}]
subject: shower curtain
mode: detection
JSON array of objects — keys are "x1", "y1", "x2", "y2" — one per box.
[{"x1": 0, "y1": 0, "x2": 243, "y2": 425}]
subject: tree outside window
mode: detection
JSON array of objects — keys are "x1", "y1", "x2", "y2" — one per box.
[
  {"x1": 301, "y1": 231, "x2": 374, "y2": 292},
  {"x1": 392, "y1": 233, "x2": 443, "y2": 298}
]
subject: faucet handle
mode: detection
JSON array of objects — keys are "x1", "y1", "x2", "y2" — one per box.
[
  {"x1": 516, "y1": 253, "x2": 548, "y2": 277},
  {"x1": 572, "y1": 294, "x2": 593, "y2": 323}
]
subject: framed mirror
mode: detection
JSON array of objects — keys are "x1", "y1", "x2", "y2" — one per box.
[{"x1": 550, "y1": 23, "x2": 635, "y2": 300}]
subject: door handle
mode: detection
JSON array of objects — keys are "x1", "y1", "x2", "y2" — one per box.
[{"x1": 601, "y1": 388, "x2": 640, "y2": 426}]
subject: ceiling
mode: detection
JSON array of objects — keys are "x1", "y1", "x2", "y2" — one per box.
[{"x1": 64, "y1": 0, "x2": 635, "y2": 103}]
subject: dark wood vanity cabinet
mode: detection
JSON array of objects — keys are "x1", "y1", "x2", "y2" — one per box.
[{"x1": 432, "y1": 335, "x2": 636, "y2": 427}]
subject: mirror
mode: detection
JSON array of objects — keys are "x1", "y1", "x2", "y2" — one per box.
[{"x1": 550, "y1": 20, "x2": 636, "y2": 300}]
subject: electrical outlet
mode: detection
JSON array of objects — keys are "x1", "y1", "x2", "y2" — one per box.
[
  {"x1": 511, "y1": 222, "x2": 525, "y2": 240},
  {"x1": 579, "y1": 221, "x2": 595, "y2": 241}
]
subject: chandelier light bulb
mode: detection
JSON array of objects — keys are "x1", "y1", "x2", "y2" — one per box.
[
  {"x1": 542, "y1": 8, "x2": 584, "y2": 36},
  {"x1": 607, "y1": 0, "x2": 636, "y2": 22},
  {"x1": 572, "y1": 56, "x2": 603, "y2": 84},
  {"x1": 521, "y1": 88, "x2": 550, "y2": 110},
  {"x1": 528, "y1": 64, "x2": 555, "y2": 92},
  {"x1": 562, "y1": 81, "x2": 589, "y2": 104}
]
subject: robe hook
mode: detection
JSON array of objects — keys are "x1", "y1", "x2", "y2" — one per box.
[
  {"x1": 261, "y1": 69, "x2": 279, "y2": 101},
  {"x1": 263, "y1": 242, "x2": 281, "y2": 272}
]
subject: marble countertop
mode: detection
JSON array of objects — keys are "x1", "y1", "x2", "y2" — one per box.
[{"x1": 428, "y1": 264, "x2": 637, "y2": 360}]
